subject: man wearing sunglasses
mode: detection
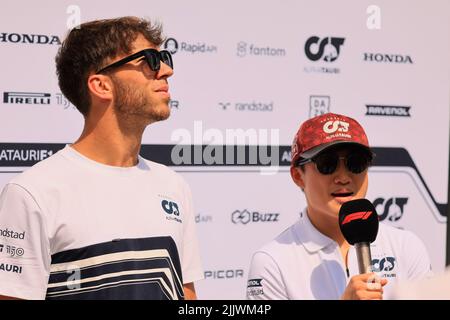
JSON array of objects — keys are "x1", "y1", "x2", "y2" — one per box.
[
  {"x1": 247, "y1": 113, "x2": 432, "y2": 300},
  {"x1": 0, "y1": 17, "x2": 203, "y2": 300}
]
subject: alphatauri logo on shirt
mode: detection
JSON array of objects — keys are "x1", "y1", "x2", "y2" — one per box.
[
  {"x1": 161, "y1": 199, "x2": 182, "y2": 223},
  {"x1": 372, "y1": 256, "x2": 397, "y2": 277}
]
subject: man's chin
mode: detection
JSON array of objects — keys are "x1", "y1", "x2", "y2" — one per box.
[{"x1": 151, "y1": 106, "x2": 171, "y2": 122}]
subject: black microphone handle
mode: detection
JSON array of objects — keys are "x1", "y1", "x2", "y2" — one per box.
[{"x1": 354, "y1": 242, "x2": 372, "y2": 274}]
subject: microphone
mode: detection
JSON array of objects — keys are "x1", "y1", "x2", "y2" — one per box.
[{"x1": 338, "y1": 199, "x2": 379, "y2": 274}]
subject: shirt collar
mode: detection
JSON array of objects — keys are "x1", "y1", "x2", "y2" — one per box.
[{"x1": 296, "y1": 208, "x2": 336, "y2": 253}]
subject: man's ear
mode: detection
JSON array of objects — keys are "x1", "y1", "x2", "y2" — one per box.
[
  {"x1": 290, "y1": 165, "x2": 306, "y2": 190},
  {"x1": 87, "y1": 74, "x2": 114, "y2": 102}
]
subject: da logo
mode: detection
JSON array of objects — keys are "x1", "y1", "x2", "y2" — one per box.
[{"x1": 161, "y1": 200, "x2": 180, "y2": 216}]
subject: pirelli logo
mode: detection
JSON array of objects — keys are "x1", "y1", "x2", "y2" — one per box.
[{"x1": 3, "y1": 92, "x2": 51, "y2": 105}]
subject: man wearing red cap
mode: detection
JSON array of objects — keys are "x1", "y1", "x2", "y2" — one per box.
[{"x1": 246, "y1": 113, "x2": 432, "y2": 300}]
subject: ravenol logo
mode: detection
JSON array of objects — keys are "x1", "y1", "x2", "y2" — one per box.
[
  {"x1": 247, "y1": 278, "x2": 264, "y2": 297},
  {"x1": 161, "y1": 200, "x2": 182, "y2": 223}
]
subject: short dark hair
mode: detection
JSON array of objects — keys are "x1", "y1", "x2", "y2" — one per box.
[{"x1": 55, "y1": 16, "x2": 164, "y2": 116}]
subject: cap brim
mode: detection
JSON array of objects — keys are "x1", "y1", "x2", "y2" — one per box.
[{"x1": 300, "y1": 141, "x2": 370, "y2": 160}]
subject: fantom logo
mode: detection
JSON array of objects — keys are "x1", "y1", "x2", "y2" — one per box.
[
  {"x1": 373, "y1": 197, "x2": 408, "y2": 222},
  {"x1": 231, "y1": 209, "x2": 279, "y2": 224},
  {"x1": 305, "y1": 36, "x2": 345, "y2": 62},
  {"x1": 236, "y1": 41, "x2": 286, "y2": 58},
  {"x1": 0, "y1": 33, "x2": 61, "y2": 45}
]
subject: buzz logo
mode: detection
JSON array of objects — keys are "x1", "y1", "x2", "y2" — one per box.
[
  {"x1": 161, "y1": 200, "x2": 182, "y2": 223},
  {"x1": 373, "y1": 197, "x2": 408, "y2": 222},
  {"x1": 323, "y1": 120, "x2": 349, "y2": 134},
  {"x1": 231, "y1": 209, "x2": 280, "y2": 224},
  {"x1": 372, "y1": 257, "x2": 396, "y2": 276}
]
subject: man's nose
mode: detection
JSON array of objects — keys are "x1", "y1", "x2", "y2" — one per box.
[
  {"x1": 333, "y1": 158, "x2": 351, "y2": 184},
  {"x1": 156, "y1": 61, "x2": 174, "y2": 79}
]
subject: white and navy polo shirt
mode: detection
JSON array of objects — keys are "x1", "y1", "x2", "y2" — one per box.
[{"x1": 0, "y1": 146, "x2": 203, "y2": 299}]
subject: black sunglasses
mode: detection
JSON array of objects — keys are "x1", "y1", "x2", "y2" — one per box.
[
  {"x1": 96, "y1": 48, "x2": 173, "y2": 74},
  {"x1": 297, "y1": 149, "x2": 373, "y2": 175}
]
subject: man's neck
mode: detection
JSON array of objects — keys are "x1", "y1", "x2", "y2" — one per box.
[{"x1": 72, "y1": 112, "x2": 145, "y2": 167}]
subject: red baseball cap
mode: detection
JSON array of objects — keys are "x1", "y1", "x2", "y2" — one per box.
[{"x1": 291, "y1": 113, "x2": 370, "y2": 166}]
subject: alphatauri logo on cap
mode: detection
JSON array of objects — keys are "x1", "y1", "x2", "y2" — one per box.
[{"x1": 323, "y1": 120, "x2": 350, "y2": 134}]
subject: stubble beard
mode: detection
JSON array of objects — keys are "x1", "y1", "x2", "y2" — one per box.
[{"x1": 112, "y1": 76, "x2": 170, "y2": 124}]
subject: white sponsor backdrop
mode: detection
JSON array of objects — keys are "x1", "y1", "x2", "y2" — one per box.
[{"x1": 0, "y1": 0, "x2": 449, "y2": 299}]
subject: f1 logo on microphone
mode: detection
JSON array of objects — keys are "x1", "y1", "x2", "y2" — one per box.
[{"x1": 342, "y1": 211, "x2": 373, "y2": 225}]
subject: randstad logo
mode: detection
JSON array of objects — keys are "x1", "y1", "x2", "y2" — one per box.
[
  {"x1": 0, "y1": 228, "x2": 25, "y2": 240},
  {"x1": 161, "y1": 200, "x2": 182, "y2": 223},
  {"x1": 323, "y1": 120, "x2": 349, "y2": 134},
  {"x1": 372, "y1": 257, "x2": 396, "y2": 277},
  {"x1": 374, "y1": 197, "x2": 408, "y2": 222}
]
